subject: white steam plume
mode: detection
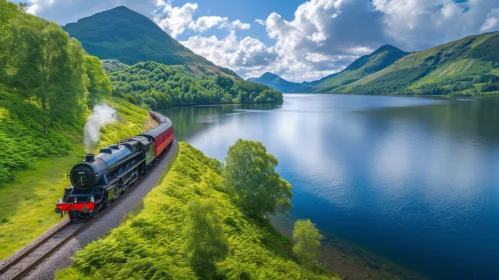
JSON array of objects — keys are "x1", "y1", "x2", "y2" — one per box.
[{"x1": 84, "y1": 104, "x2": 118, "y2": 153}]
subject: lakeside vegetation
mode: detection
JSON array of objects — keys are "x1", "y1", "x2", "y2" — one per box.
[
  {"x1": 56, "y1": 142, "x2": 338, "y2": 280},
  {"x1": 109, "y1": 61, "x2": 283, "y2": 109}
]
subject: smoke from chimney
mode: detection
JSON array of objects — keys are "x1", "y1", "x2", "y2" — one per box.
[{"x1": 83, "y1": 104, "x2": 118, "y2": 153}]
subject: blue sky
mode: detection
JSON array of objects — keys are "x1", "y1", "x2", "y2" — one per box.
[{"x1": 17, "y1": 0, "x2": 499, "y2": 82}]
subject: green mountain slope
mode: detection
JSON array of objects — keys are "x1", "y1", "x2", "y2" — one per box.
[
  {"x1": 335, "y1": 31, "x2": 499, "y2": 96},
  {"x1": 315, "y1": 45, "x2": 409, "y2": 92},
  {"x1": 63, "y1": 6, "x2": 239, "y2": 78},
  {"x1": 247, "y1": 44, "x2": 407, "y2": 93}
]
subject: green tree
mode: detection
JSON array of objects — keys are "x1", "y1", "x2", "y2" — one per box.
[
  {"x1": 0, "y1": 0, "x2": 21, "y2": 80},
  {"x1": 11, "y1": 21, "x2": 87, "y2": 134},
  {"x1": 292, "y1": 220, "x2": 323, "y2": 279},
  {"x1": 183, "y1": 198, "x2": 229, "y2": 277},
  {"x1": 223, "y1": 139, "x2": 292, "y2": 218},
  {"x1": 85, "y1": 55, "x2": 112, "y2": 107},
  {"x1": 0, "y1": 0, "x2": 19, "y2": 35}
]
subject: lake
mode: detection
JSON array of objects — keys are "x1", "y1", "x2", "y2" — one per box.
[{"x1": 161, "y1": 94, "x2": 499, "y2": 280}]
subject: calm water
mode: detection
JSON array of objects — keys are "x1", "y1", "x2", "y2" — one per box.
[{"x1": 162, "y1": 95, "x2": 499, "y2": 280}]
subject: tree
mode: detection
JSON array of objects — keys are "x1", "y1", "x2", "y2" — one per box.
[
  {"x1": 292, "y1": 220, "x2": 323, "y2": 279},
  {"x1": 0, "y1": 0, "x2": 18, "y2": 35},
  {"x1": 223, "y1": 139, "x2": 292, "y2": 218},
  {"x1": 85, "y1": 55, "x2": 112, "y2": 107},
  {"x1": 183, "y1": 198, "x2": 229, "y2": 277},
  {"x1": 11, "y1": 21, "x2": 87, "y2": 134},
  {"x1": 0, "y1": 0, "x2": 21, "y2": 79}
]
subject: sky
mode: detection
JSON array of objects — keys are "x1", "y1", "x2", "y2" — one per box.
[{"x1": 15, "y1": 0, "x2": 499, "y2": 82}]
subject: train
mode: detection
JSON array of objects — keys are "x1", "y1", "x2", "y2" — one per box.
[{"x1": 55, "y1": 112, "x2": 174, "y2": 221}]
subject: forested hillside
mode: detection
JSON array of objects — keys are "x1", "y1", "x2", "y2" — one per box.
[
  {"x1": 101, "y1": 59, "x2": 128, "y2": 73},
  {"x1": 109, "y1": 61, "x2": 283, "y2": 109},
  {"x1": 56, "y1": 143, "x2": 338, "y2": 280},
  {"x1": 0, "y1": 1, "x2": 151, "y2": 259},
  {"x1": 0, "y1": 2, "x2": 113, "y2": 185},
  {"x1": 334, "y1": 32, "x2": 499, "y2": 96},
  {"x1": 63, "y1": 6, "x2": 239, "y2": 78}
]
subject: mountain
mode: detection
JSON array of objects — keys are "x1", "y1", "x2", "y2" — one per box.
[
  {"x1": 315, "y1": 44, "x2": 409, "y2": 92},
  {"x1": 333, "y1": 31, "x2": 499, "y2": 96},
  {"x1": 63, "y1": 6, "x2": 239, "y2": 78},
  {"x1": 247, "y1": 72, "x2": 303, "y2": 92},
  {"x1": 247, "y1": 45, "x2": 407, "y2": 93},
  {"x1": 247, "y1": 72, "x2": 342, "y2": 93}
]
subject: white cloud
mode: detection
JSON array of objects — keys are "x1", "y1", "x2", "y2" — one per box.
[
  {"x1": 230, "y1": 20, "x2": 251, "y2": 30},
  {"x1": 153, "y1": 1, "x2": 250, "y2": 37},
  {"x1": 189, "y1": 16, "x2": 227, "y2": 32},
  {"x1": 371, "y1": 0, "x2": 499, "y2": 49},
  {"x1": 254, "y1": 19, "x2": 265, "y2": 25},
  {"x1": 181, "y1": 31, "x2": 276, "y2": 69},
  {"x1": 154, "y1": 1, "x2": 198, "y2": 38},
  {"x1": 481, "y1": 8, "x2": 499, "y2": 32}
]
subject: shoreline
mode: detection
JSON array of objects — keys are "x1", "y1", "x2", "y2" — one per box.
[
  {"x1": 270, "y1": 215, "x2": 429, "y2": 280},
  {"x1": 282, "y1": 92, "x2": 499, "y2": 99}
]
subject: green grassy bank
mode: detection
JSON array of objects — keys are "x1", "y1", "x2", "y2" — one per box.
[{"x1": 56, "y1": 143, "x2": 339, "y2": 280}]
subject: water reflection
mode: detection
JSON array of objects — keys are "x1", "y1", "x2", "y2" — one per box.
[{"x1": 161, "y1": 95, "x2": 499, "y2": 280}]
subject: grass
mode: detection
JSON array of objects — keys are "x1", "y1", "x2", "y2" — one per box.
[
  {"x1": 0, "y1": 148, "x2": 83, "y2": 260},
  {"x1": 55, "y1": 143, "x2": 339, "y2": 280},
  {"x1": 0, "y1": 89, "x2": 150, "y2": 261}
]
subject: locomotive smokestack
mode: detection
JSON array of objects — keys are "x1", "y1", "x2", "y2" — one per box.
[{"x1": 85, "y1": 154, "x2": 95, "y2": 162}]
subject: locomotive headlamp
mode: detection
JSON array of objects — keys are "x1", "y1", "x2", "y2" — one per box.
[
  {"x1": 74, "y1": 197, "x2": 78, "y2": 203},
  {"x1": 57, "y1": 198, "x2": 61, "y2": 203},
  {"x1": 90, "y1": 196, "x2": 94, "y2": 203}
]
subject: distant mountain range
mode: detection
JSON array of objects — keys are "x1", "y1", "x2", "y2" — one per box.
[
  {"x1": 248, "y1": 44, "x2": 409, "y2": 93},
  {"x1": 63, "y1": 6, "x2": 239, "y2": 78},
  {"x1": 249, "y1": 32, "x2": 499, "y2": 96},
  {"x1": 247, "y1": 44, "x2": 408, "y2": 93}
]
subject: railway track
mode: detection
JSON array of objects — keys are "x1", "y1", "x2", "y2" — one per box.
[{"x1": 0, "y1": 221, "x2": 85, "y2": 280}]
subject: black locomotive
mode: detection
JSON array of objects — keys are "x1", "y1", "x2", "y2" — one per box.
[{"x1": 56, "y1": 112, "x2": 174, "y2": 220}]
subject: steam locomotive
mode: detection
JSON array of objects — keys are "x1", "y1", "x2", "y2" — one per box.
[{"x1": 55, "y1": 112, "x2": 174, "y2": 221}]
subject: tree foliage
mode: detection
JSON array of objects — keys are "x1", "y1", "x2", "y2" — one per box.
[
  {"x1": 85, "y1": 55, "x2": 112, "y2": 107},
  {"x1": 109, "y1": 61, "x2": 283, "y2": 109},
  {"x1": 293, "y1": 220, "x2": 323, "y2": 279},
  {"x1": 223, "y1": 139, "x2": 292, "y2": 218},
  {"x1": 0, "y1": 0, "x2": 25, "y2": 79},
  {"x1": 9, "y1": 20, "x2": 88, "y2": 134},
  {"x1": 183, "y1": 198, "x2": 229, "y2": 277},
  {"x1": 0, "y1": 7, "x2": 114, "y2": 134}
]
